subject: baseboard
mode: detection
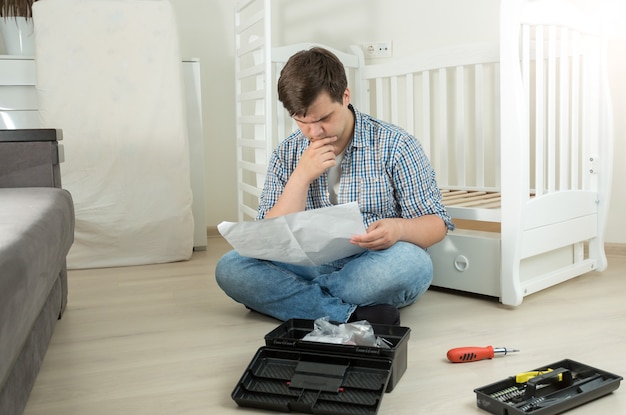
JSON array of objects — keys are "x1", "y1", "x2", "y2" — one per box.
[
  {"x1": 207, "y1": 226, "x2": 221, "y2": 238},
  {"x1": 605, "y1": 243, "x2": 626, "y2": 257}
]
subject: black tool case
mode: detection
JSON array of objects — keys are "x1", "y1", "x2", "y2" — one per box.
[
  {"x1": 231, "y1": 319, "x2": 411, "y2": 415},
  {"x1": 474, "y1": 359, "x2": 622, "y2": 415}
]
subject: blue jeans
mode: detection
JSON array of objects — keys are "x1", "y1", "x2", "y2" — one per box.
[{"x1": 215, "y1": 241, "x2": 433, "y2": 322}]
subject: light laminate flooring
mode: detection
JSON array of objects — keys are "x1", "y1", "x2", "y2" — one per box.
[{"x1": 23, "y1": 236, "x2": 626, "y2": 415}]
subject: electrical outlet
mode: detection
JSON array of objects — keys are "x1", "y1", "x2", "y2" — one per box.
[{"x1": 363, "y1": 41, "x2": 392, "y2": 58}]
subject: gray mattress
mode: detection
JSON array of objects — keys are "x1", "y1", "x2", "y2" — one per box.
[{"x1": 0, "y1": 187, "x2": 74, "y2": 386}]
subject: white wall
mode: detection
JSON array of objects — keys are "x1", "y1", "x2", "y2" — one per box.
[
  {"x1": 605, "y1": 37, "x2": 626, "y2": 244},
  {"x1": 167, "y1": 0, "x2": 237, "y2": 228},
  {"x1": 271, "y1": 0, "x2": 500, "y2": 54}
]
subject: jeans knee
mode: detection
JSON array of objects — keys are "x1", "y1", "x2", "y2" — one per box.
[
  {"x1": 391, "y1": 243, "x2": 433, "y2": 306},
  {"x1": 393, "y1": 242, "x2": 433, "y2": 278},
  {"x1": 215, "y1": 250, "x2": 241, "y2": 292}
]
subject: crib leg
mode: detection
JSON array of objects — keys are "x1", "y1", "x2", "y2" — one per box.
[
  {"x1": 499, "y1": 238, "x2": 524, "y2": 306},
  {"x1": 588, "y1": 238, "x2": 608, "y2": 272}
]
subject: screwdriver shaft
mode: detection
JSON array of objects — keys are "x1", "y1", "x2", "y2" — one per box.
[{"x1": 493, "y1": 347, "x2": 520, "y2": 356}]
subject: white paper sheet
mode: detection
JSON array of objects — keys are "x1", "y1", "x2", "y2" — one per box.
[{"x1": 218, "y1": 202, "x2": 366, "y2": 266}]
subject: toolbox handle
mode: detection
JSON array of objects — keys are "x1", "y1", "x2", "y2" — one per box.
[
  {"x1": 355, "y1": 347, "x2": 382, "y2": 356},
  {"x1": 524, "y1": 367, "x2": 573, "y2": 399},
  {"x1": 271, "y1": 339, "x2": 298, "y2": 347}
]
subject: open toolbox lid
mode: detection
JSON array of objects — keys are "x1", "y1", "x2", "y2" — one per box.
[
  {"x1": 232, "y1": 347, "x2": 393, "y2": 415},
  {"x1": 474, "y1": 359, "x2": 622, "y2": 415},
  {"x1": 231, "y1": 319, "x2": 411, "y2": 414}
]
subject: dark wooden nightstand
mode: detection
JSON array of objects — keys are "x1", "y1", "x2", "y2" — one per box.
[{"x1": 0, "y1": 128, "x2": 63, "y2": 188}]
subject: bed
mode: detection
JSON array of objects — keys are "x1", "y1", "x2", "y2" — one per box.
[{"x1": 234, "y1": 0, "x2": 614, "y2": 305}]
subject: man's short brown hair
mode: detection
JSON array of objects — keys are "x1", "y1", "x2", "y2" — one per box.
[{"x1": 277, "y1": 47, "x2": 348, "y2": 117}]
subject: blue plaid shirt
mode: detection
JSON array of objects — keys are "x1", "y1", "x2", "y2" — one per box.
[{"x1": 258, "y1": 105, "x2": 454, "y2": 231}]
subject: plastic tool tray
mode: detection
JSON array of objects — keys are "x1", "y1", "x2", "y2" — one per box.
[
  {"x1": 474, "y1": 359, "x2": 622, "y2": 415},
  {"x1": 231, "y1": 319, "x2": 411, "y2": 415}
]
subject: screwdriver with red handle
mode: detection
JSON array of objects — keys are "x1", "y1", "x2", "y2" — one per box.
[{"x1": 447, "y1": 345, "x2": 520, "y2": 363}]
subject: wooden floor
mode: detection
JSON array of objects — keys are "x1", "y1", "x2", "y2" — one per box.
[{"x1": 24, "y1": 236, "x2": 626, "y2": 415}]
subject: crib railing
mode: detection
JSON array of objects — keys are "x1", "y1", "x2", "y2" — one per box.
[
  {"x1": 358, "y1": 6, "x2": 610, "y2": 227},
  {"x1": 521, "y1": 22, "x2": 604, "y2": 197},
  {"x1": 360, "y1": 43, "x2": 501, "y2": 193},
  {"x1": 359, "y1": 44, "x2": 503, "y2": 222},
  {"x1": 498, "y1": 0, "x2": 612, "y2": 305}
]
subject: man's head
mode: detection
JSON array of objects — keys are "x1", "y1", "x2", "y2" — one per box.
[{"x1": 277, "y1": 47, "x2": 348, "y2": 118}]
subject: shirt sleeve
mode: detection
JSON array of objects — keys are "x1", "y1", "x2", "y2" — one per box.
[
  {"x1": 256, "y1": 132, "x2": 309, "y2": 220},
  {"x1": 393, "y1": 135, "x2": 455, "y2": 231},
  {"x1": 257, "y1": 149, "x2": 286, "y2": 220}
]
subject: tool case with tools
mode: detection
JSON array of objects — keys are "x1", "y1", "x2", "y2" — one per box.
[
  {"x1": 231, "y1": 318, "x2": 411, "y2": 415},
  {"x1": 474, "y1": 359, "x2": 622, "y2": 415}
]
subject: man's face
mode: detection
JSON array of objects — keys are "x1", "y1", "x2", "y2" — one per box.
[{"x1": 292, "y1": 89, "x2": 351, "y2": 143}]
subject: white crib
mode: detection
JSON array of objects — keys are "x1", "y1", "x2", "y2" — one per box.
[{"x1": 234, "y1": 0, "x2": 614, "y2": 305}]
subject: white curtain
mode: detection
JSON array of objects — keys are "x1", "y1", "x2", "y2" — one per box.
[{"x1": 33, "y1": 0, "x2": 194, "y2": 269}]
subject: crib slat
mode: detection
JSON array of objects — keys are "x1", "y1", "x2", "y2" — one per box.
[
  {"x1": 547, "y1": 25, "x2": 557, "y2": 193},
  {"x1": 442, "y1": 191, "x2": 487, "y2": 201},
  {"x1": 582, "y1": 33, "x2": 600, "y2": 191},
  {"x1": 582, "y1": 38, "x2": 591, "y2": 190},
  {"x1": 375, "y1": 77, "x2": 384, "y2": 119},
  {"x1": 581, "y1": 37, "x2": 589, "y2": 190},
  {"x1": 571, "y1": 31, "x2": 580, "y2": 189},
  {"x1": 455, "y1": 65, "x2": 466, "y2": 187},
  {"x1": 421, "y1": 71, "x2": 431, "y2": 157},
  {"x1": 441, "y1": 190, "x2": 501, "y2": 208},
  {"x1": 494, "y1": 62, "x2": 501, "y2": 189},
  {"x1": 443, "y1": 192, "x2": 494, "y2": 202},
  {"x1": 405, "y1": 74, "x2": 415, "y2": 136},
  {"x1": 475, "y1": 63, "x2": 485, "y2": 188},
  {"x1": 522, "y1": 25, "x2": 530, "y2": 190},
  {"x1": 535, "y1": 26, "x2": 545, "y2": 197},
  {"x1": 440, "y1": 189, "x2": 470, "y2": 197},
  {"x1": 448, "y1": 197, "x2": 502, "y2": 208},
  {"x1": 559, "y1": 27, "x2": 570, "y2": 190},
  {"x1": 438, "y1": 68, "x2": 449, "y2": 185},
  {"x1": 274, "y1": 62, "x2": 288, "y2": 146},
  {"x1": 390, "y1": 75, "x2": 399, "y2": 125}
]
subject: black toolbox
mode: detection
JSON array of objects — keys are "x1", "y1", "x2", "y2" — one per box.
[
  {"x1": 231, "y1": 318, "x2": 411, "y2": 415},
  {"x1": 474, "y1": 359, "x2": 622, "y2": 415}
]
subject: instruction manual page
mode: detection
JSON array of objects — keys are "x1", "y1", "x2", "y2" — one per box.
[{"x1": 217, "y1": 202, "x2": 366, "y2": 266}]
